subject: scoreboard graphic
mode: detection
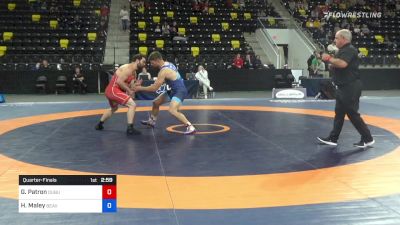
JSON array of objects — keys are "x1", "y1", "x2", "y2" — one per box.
[{"x1": 19, "y1": 175, "x2": 117, "y2": 213}]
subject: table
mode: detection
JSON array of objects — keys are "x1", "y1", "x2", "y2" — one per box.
[{"x1": 301, "y1": 78, "x2": 331, "y2": 97}]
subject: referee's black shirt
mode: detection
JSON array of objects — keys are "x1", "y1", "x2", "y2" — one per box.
[{"x1": 331, "y1": 43, "x2": 360, "y2": 86}]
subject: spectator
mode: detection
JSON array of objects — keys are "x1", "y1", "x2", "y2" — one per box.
[
  {"x1": 341, "y1": 19, "x2": 349, "y2": 29},
  {"x1": 289, "y1": 1, "x2": 296, "y2": 12},
  {"x1": 155, "y1": 24, "x2": 161, "y2": 33},
  {"x1": 162, "y1": 22, "x2": 170, "y2": 36},
  {"x1": 311, "y1": 52, "x2": 325, "y2": 77},
  {"x1": 232, "y1": 54, "x2": 244, "y2": 69},
  {"x1": 169, "y1": 21, "x2": 178, "y2": 37},
  {"x1": 370, "y1": 19, "x2": 381, "y2": 28},
  {"x1": 72, "y1": 66, "x2": 87, "y2": 94},
  {"x1": 353, "y1": 24, "x2": 361, "y2": 34},
  {"x1": 316, "y1": 58, "x2": 326, "y2": 77},
  {"x1": 311, "y1": 8, "x2": 319, "y2": 18},
  {"x1": 253, "y1": 55, "x2": 262, "y2": 69},
  {"x1": 192, "y1": 0, "x2": 200, "y2": 12},
  {"x1": 202, "y1": 0, "x2": 209, "y2": 13},
  {"x1": 384, "y1": 34, "x2": 397, "y2": 48},
  {"x1": 40, "y1": 59, "x2": 50, "y2": 71},
  {"x1": 360, "y1": 24, "x2": 370, "y2": 35},
  {"x1": 138, "y1": 67, "x2": 151, "y2": 80},
  {"x1": 334, "y1": 23, "x2": 340, "y2": 33},
  {"x1": 143, "y1": 0, "x2": 150, "y2": 9},
  {"x1": 130, "y1": 0, "x2": 140, "y2": 8},
  {"x1": 120, "y1": 6, "x2": 129, "y2": 31},
  {"x1": 311, "y1": 52, "x2": 320, "y2": 75},
  {"x1": 100, "y1": 4, "x2": 110, "y2": 22},
  {"x1": 244, "y1": 52, "x2": 254, "y2": 69},
  {"x1": 307, "y1": 51, "x2": 317, "y2": 75},
  {"x1": 40, "y1": 0, "x2": 47, "y2": 12},
  {"x1": 238, "y1": 0, "x2": 245, "y2": 9},
  {"x1": 195, "y1": 65, "x2": 213, "y2": 99}
]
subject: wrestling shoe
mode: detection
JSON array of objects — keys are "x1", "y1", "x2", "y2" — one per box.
[
  {"x1": 95, "y1": 122, "x2": 104, "y2": 130},
  {"x1": 127, "y1": 125, "x2": 141, "y2": 135},
  {"x1": 141, "y1": 118, "x2": 156, "y2": 128},
  {"x1": 184, "y1": 125, "x2": 196, "y2": 135},
  {"x1": 353, "y1": 139, "x2": 375, "y2": 148},
  {"x1": 317, "y1": 136, "x2": 337, "y2": 146}
]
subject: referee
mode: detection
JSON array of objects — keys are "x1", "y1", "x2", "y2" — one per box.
[{"x1": 317, "y1": 29, "x2": 375, "y2": 148}]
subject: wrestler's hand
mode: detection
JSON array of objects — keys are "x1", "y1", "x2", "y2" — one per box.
[
  {"x1": 132, "y1": 85, "x2": 141, "y2": 92},
  {"x1": 135, "y1": 79, "x2": 143, "y2": 86}
]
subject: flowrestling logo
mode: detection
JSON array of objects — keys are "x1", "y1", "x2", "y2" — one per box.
[{"x1": 323, "y1": 11, "x2": 382, "y2": 20}]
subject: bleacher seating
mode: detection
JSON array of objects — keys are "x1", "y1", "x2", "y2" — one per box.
[
  {"x1": 284, "y1": 0, "x2": 400, "y2": 66},
  {"x1": 129, "y1": 0, "x2": 280, "y2": 70},
  {"x1": 0, "y1": 0, "x2": 110, "y2": 70}
]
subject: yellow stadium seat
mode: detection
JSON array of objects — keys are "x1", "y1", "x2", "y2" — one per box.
[
  {"x1": 178, "y1": 27, "x2": 186, "y2": 36},
  {"x1": 156, "y1": 40, "x2": 164, "y2": 49},
  {"x1": 231, "y1": 40, "x2": 240, "y2": 49},
  {"x1": 88, "y1": 33, "x2": 97, "y2": 41},
  {"x1": 244, "y1": 12, "x2": 251, "y2": 20},
  {"x1": 32, "y1": 14, "x2": 41, "y2": 22},
  {"x1": 313, "y1": 20, "x2": 321, "y2": 28},
  {"x1": 138, "y1": 21, "x2": 146, "y2": 29},
  {"x1": 8, "y1": 3, "x2": 16, "y2": 11},
  {"x1": 190, "y1": 16, "x2": 198, "y2": 24},
  {"x1": 167, "y1": 11, "x2": 174, "y2": 18},
  {"x1": 191, "y1": 47, "x2": 199, "y2": 57},
  {"x1": 358, "y1": 47, "x2": 368, "y2": 56},
  {"x1": 73, "y1": 0, "x2": 81, "y2": 7},
  {"x1": 95, "y1": 9, "x2": 100, "y2": 16},
  {"x1": 339, "y1": 3, "x2": 346, "y2": 10},
  {"x1": 306, "y1": 21, "x2": 314, "y2": 28},
  {"x1": 221, "y1": 22, "x2": 229, "y2": 31},
  {"x1": 375, "y1": 35, "x2": 384, "y2": 43},
  {"x1": 138, "y1": 6, "x2": 145, "y2": 13},
  {"x1": 299, "y1": 9, "x2": 306, "y2": 16},
  {"x1": 268, "y1": 17, "x2": 276, "y2": 25},
  {"x1": 0, "y1": 46, "x2": 7, "y2": 57},
  {"x1": 232, "y1": 3, "x2": 239, "y2": 9},
  {"x1": 50, "y1": 20, "x2": 58, "y2": 29},
  {"x1": 208, "y1": 7, "x2": 214, "y2": 14},
  {"x1": 153, "y1": 16, "x2": 160, "y2": 24},
  {"x1": 139, "y1": 46, "x2": 148, "y2": 56},
  {"x1": 60, "y1": 39, "x2": 69, "y2": 48},
  {"x1": 3, "y1": 32, "x2": 13, "y2": 41},
  {"x1": 230, "y1": 12, "x2": 238, "y2": 20},
  {"x1": 138, "y1": 33, "x2": 147, "y2": 42},
  {"x1": 212, "y1": 34, "x2": 220, "y2": 42}
]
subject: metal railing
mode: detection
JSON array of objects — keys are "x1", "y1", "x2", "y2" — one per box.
[{"x1": 257, "y1": 17, "x2": 282, "y2": 68}]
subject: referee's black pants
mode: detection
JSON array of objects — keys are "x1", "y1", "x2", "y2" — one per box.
[{"x1": 329, "y1": 80, "x2": 373, "y2": 142}]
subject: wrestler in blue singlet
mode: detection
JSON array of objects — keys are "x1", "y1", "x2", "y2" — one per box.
[{"x1": 160, "y1": 62, "x2": 188, "y2": 103}]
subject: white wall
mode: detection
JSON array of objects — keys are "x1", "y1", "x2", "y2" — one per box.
[{"x1": 264, "y1": 29, "x2": 314, "y2": 72}]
